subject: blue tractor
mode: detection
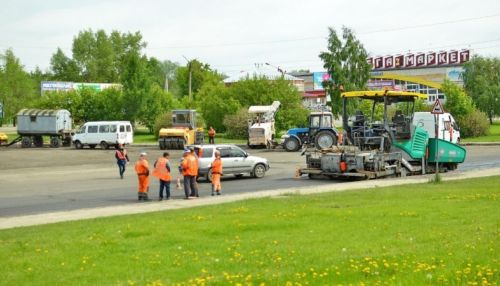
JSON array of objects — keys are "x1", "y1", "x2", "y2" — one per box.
[{"x1": 281, "y1": 111, "x2": 340, "y2": 151}]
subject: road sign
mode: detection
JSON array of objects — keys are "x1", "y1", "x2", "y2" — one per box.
[{"x1": 431, "y1": 98, "x2": 444, "y2": 114}]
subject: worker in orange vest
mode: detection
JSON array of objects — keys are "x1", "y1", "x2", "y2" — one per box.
[
  {"x1": 211, "y1": 150, "x2": 223, "y2": 196},
  {"x1": 208, "y1": 126, "x2": 216, "y2": 144},
  {"x1": 152, "y1": 152, "x2": 171, "y2": 201},
  {"x1": 181, "y1": 147, "x2": 199, "y2": 198},
  {"x1": 134, "y1": 152, "x2": 150, "y2": 201},
  {"x1": 115, "y1": 144, "x2": 129, "y2": 179}
]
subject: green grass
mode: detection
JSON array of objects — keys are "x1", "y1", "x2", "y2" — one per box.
[
  {"x1": 1, "y1": 177, "x2": 499, "y2": 285},
  {"x1": 462, "y1": 122, "x2": 500, "y2": 142}
]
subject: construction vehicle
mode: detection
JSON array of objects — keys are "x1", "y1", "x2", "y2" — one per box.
[
  {"x1": 1, "y1": 109, "x2": 73, "y2": 148},
  {"x1": 158, "y1": 110, "x2": 204, "y2": 150},
  {"x1": 0, "y1": 132, "x2": 8, "y2": 145},
  {"x1": 247, "y1": 101, "x2": 281, "y2": 149},
  {"x1": 280, "y1": 111, "x2": 340, "y2": 151},
  {"x1": 299, "y1": 90, "x2": 466, "y2": 180}
]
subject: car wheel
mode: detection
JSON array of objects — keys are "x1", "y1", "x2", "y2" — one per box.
[
  {"x1": 206, "y1": 169, "x2": 213, "y2": 182},
  {"x1": 74, "y1": 141, "x2": 83, "y2": 149},
  {"x1": 314, "y1": 130, "x2": 337, "y2": 150},
  {"x1": 100, "y1": 141, "x2": 109, "y2": 150},
  {"x1": 252, "y1": 163, "x2": 266, "y2": 178},
  {"x1": 284, "y1": 137, "x2": 300, "y2": 152}
]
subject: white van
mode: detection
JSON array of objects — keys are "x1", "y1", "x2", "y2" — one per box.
[
  {"x1": 412, "y1": 112, "x2": 461, "y2": 144},
  {"x1": 73, "y1": 121, "x2": 133, "y2": 149}
]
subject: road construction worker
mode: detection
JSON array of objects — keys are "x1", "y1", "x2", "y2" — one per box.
[
  {"x1": 208, "y1": 126, "x2": 216, "y2": 144},
  {"x1": 189, "y1": 148, "x2": 200, "y2": 197},
  {"x1": 135, "y1": 152, "x2": 150, "y2": 201},
  {"x1": 181, "y1": 149, "x2": 192, "y2": 199},
  {"x1": 211, "y1": 150, "x2": 222, "y2": 196},
  {"x1": 181, "y1": 147, "x2": 199, "y2": 198},
  {"x1": 152, "y1": 152, "x2": 171, "y2": 201},
  {"x1": 115, "y1": 144, "x2": 129, "y2": 179}
]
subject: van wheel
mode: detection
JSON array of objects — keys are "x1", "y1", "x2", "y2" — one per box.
[
  {"x1": 100, "y1": 141, "x2": 109, "y2": 150},
  {"x1": 89, "y1": 144, "x2": 96, "y2": 149},
  {"x1": 252, "y1": 164, "x2": 266, "y2": 178},
  {"x1": 74, "y1": 141, "x2": 83, "y2": 149}
]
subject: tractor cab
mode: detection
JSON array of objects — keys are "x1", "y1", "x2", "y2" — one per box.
[
  {"x1": 342, "y1": 90, "x2": 427, "y2": 152},
  {"x1": 172, "y1": 110, "x2": 197, "y2": 130}
]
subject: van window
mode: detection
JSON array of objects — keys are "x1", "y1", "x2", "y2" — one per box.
[
  {"x1": 77, "y1": 126, "x2": 86, "y2": 134},
  {"x1": 99, "y1": 125, "x2": 110, "y2": 133},
  {"x1": 110, "y1": 125, "x2": 117, "y2": 132},
  {"x1": 126, "y1": 125, "x2": 131, "y2": 132},
  {"x1": 88, "y1": 126, "x2": 98, "y2": 133},
  {"x1": 119, "y1": 125, "x2": 125, "y2": 132}
]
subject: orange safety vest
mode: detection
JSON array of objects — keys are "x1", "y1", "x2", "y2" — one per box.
[
  {"x1": 135, "y1": 159, "x2": 149, "y2": 176},
  {"x1": 116, "y1": 149, "x2": 127, "y2": 160},
  {"x1": 212, "y1": 158, "x2": 222, "y2": 174},
  {"x1": 181, "y1": 155, "x2": 190, "y2": 176},
  {"x1": 188, "y1": 154, "x2": 199, "y2": 176},
  {"x1": 208, "y1": 128, "x2": 216, "y2": 137},
  {"x1": 152, "y1": 157, "x2": 171, "y2": 181}
]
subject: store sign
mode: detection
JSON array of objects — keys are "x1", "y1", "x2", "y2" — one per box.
[{"x1": 368, "y1": 49, "x2": 470, "y2": 70}]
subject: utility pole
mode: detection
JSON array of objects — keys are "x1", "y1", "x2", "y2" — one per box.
[
  {"x1": 265, "y1": 62, "x2": 285, "y2": 76},
  {"x1": 182, "y1": 55, "x2": 192, "y2": 100}
]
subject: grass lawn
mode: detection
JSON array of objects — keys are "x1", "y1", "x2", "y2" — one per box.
[
  {"x1": 462, "y1": 122, "x2": 500, "y2": 143},
  {"x1": 1, "y1": 177, "x2": 499, "y2": 285}
]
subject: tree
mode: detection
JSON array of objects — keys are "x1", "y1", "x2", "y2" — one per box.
[
  {"x1": 319, "y1": 26, "x2": 371, "y2": 116},
  {"x1": 175, "y1": 60, "x2": 222, "y2": 98},
  {"x1": 198, "y1": 82, "x2": 241, "y2": 132},
  {"x1": 0, "y1": 49, "x2": 38, "y2": 124},
  {"x1": 50, "y1": 48, "x2": 81, "y2": 81},
  {"x1": 441, "y1": 80, "x2": 474, "y2": 118},
  {"x1": 463, "y1": 56, "x2": 500, "y2": 124}
]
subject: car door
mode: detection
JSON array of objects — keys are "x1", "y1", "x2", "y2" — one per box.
[
  {"x1": 217, "y1": 147, "x2": 234, "y2": 174},
  {"x1": 230, "y1": 146, "x2": 250, "y2": 173}
]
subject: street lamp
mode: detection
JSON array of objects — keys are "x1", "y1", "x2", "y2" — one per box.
[
  {"x1": 265, "y1": 62, "x2": 285, "y2": 76},
  {"x1": 182, "y1": 55, "x2": 193, "y2": 100}
]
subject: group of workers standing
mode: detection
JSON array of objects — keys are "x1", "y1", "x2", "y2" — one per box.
[{"x1": 115, "y1": 142, "x2": 222, "y2": 201}]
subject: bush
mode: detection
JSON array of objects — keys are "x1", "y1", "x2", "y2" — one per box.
[
  {"x1": 223, "y1": 108, "x2": 248, "y2": 139},
  {"x1": 458, "y1": 109, "x2": 490, "y2": 137},
  {"x1": 153, "y1": 112, "x2": 172, "y2": 139}
]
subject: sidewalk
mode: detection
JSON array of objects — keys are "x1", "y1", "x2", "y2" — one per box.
[{"x1": 1, "y1": 167, "x2": 499, "y2": 230}]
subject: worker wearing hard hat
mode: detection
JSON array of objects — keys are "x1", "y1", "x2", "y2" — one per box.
[
  {"x1": 135, "y1": 152, "x2": 150, "y2": 201},
  {"x1": 181, "y1": 147, "x2": 199, "y2": 199}
]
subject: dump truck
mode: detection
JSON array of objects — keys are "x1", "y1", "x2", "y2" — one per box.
[
  {"x1": 4, "y1": 109, "x2": 73, "y2": 148},
  {"x1": 158, "y1": 110, "x2": 204, "y2": 150},
  {"x1": 299, "y1": 90, "x2": 466, "y2": 180}
]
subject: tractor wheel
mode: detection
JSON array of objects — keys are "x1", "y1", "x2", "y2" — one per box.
[
  {"x1": 284, "y1": 137, "x2": 300, "y2": 152},
  {"x1": 33, "y1": 136, "x2": 44, "y2": 147},
  {"x1": 159, "y1": 139, "x2": 166, "y2": 150},
  {"x1": 50, "y1": 137, "x2": 61, "y2": 148},
  {"x1": 314, "y1": 131, "x2": 337, "y2": 150},
  {"x1": 21, "y1": 136, "x2": 32, "y2": 148}
]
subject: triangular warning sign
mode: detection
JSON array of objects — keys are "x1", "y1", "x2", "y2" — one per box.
[{"x1": 431, "y1": 99, "x2": 444, "y2": 114}]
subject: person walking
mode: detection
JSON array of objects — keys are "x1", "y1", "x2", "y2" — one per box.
[
  {"x1": 134, "y1": 152, "x2": 150, "y2": 201},
  {"x1": 211, "y1": 150, "x2": 223, "y2": 196},
  {"x1": 208, "y1": 126, "x2": 216, "y2": 144},
  {"x1": 115, "y1": 144, "x2": 129, "y2": 179},
  {"x1": 152, "y1": 152, "x2": 172, "y2": 201}
]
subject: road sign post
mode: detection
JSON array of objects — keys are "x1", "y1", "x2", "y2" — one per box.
[{"x1": 431, "y1": 99, "x2": 444, "y2": 177}]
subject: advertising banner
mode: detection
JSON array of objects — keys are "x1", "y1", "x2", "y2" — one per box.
[{"x1": 313, "y1": 72, "x2": 331, "y2": 90}]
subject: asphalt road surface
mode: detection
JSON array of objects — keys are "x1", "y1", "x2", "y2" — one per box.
[{"x1": 1, "y1": 145, "x2": 499, "y2": 217}]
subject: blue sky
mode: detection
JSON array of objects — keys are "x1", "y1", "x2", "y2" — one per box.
[{"x1": 1, "y1": 0, "x2": 499, "y2": 76}]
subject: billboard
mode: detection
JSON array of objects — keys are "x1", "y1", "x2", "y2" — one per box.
[
  {"x1": 313, "y1": 72, "x2": 331, "y2": 90},
  {"x1": 41, "y1": 81, "x2": 121, "y2": 93},
  {"x1": 367, "y1": 49, "x2": 470, "y2": 70}
]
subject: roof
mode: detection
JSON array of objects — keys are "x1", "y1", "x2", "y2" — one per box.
[
  {"x1": 341, "y1": 90, "x2": 428, "y2": 99},
  {"x1": 223, "y1": 66, "x2": 304, "y2": 84},
  {"x1": 16, "y1": 109, "x2": 70, "y2": 116}
]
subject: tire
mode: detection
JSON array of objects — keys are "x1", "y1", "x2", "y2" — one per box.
[
  {"x1": 33, "y1": 136, "x2": 43, "y2": 147},
  {"x1": 50, "y1": 137, "x2": 61, "y2": 148},
  {"x1": 62, "y1": 137, "x2": 71, "y2": 147},
  {"x1": 314, "y1": 130, "x2": 337, "y2": 150},
  {"x1": 21, "y1": 136, "x2": 32, "y2": 148},
  {"x1": 74, "y1": 140, "x2": 83, "y2": 149},
  {"x1": 284, "y1": 137, "x2": 300, "y2": 152},
  {"x1": 89, "y1": 144, "x2": 96, "y2": 149},
  {"x1": 252, "y1": 163, "x2": 266, "y2": 178},
  {"x1": 206, "y1": 169, "x2": 213, "y2": 182},
  {"x1": 100, "y1": 141, "x2": 109, "y2": 150},
  {"x1": 159, "y1": 139, "x2": 166, "y2": 150}
]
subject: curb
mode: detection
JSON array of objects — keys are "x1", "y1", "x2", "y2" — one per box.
[{"x1": 1, "y1": 167, "x2": 499, "y2": 230}]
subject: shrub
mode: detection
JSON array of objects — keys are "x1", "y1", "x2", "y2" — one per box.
[
  {"x1": 458, "y1": 109, "x2": 490, "y2": 137},
  {"x1": 153, "y1": 112, "x2": 172, "y2": 139},
  {"x1": 223, "y1": 108, "x2": 248, "y2": 139}
]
